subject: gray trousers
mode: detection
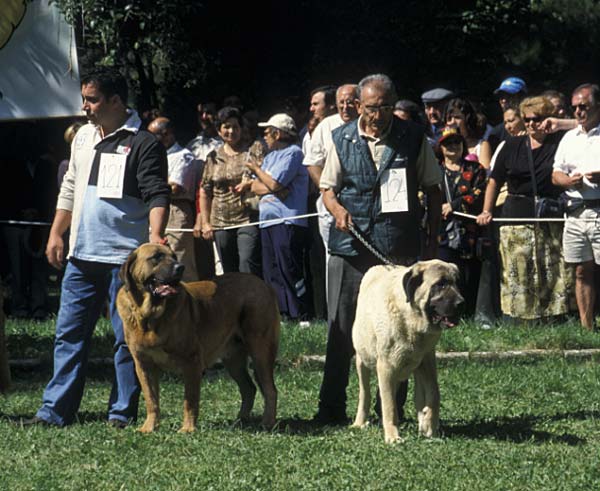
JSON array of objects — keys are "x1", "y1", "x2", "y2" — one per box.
[
  {"x1": 214, "y1": 225, "x2": 261, "y2": 277},
  {"x1": 317, "y1": 253, "x2": 408, "y2": 418}
]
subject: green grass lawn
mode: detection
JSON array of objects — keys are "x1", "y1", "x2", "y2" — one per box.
[
  {"x1": 5, "y1": 315, "x2": 600, "y2": 362},
  {"x1": 1, "y1": 317, "x2": 600, "y2": 490}
]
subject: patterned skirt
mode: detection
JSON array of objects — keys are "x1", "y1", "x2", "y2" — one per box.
[{"x1": 498, "y1": 223, "x2": 575, "y2": 320}]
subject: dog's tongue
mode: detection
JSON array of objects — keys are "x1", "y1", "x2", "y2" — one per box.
[
  {"x1": 442, "y1": 317, "x2": 458, "y2": 329},
  {"x1": 154, "y1": 284, "x2": 178, "y2": 297}
]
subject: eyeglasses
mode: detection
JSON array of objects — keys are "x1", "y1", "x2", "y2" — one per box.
[
  {"x1": 338, "y1": 99, "x2": 355, "y2": 107},
  {"x1": 523, "y1": 116, "x2": 543, "y2": 124},
  {"x1": 362, "y1": 104, "x2": 394, "y2": 115},
  {"x1": 571, "y1": 103, "x2": 591, "y2": 112}
]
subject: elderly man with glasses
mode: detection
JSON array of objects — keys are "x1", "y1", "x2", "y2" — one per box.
[{"x1": 314, "y1": 73, "x2": 443, "y2": 425}]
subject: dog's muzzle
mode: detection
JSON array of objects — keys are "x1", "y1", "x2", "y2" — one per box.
[
  {"x1": 148, "y1": 263, "x2": 185, "y2": 298},
  {"x1": 431, "y1": 293, "x2": 465, "y2": 329}
]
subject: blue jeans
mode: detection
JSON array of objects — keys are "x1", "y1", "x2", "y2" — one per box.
[{"x1": 36, "y1": 258, "x2": 140, "y2": 426}]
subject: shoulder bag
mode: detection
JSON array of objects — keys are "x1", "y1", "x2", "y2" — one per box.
[{"x1": 525, "y1": 138, "x2": 564, "y2": 219}]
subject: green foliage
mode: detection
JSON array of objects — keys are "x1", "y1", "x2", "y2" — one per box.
[
  {"x1": 51, "y1": 0, "x2": 205, "y2": 110},
  {"x1": 48, "y1": 0, "x2": 600, "y2": 119}
]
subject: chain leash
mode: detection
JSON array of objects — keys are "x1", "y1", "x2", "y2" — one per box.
[{"x1": 347, "y1": 222, "x2": 396, "y2": 266}]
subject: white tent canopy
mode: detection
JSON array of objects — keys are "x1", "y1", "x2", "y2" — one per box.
[{"x1": 0, "y1": 0, "x2": 82, "y2": 121}]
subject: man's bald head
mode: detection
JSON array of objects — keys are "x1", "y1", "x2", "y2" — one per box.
[
  {"x1": 148, "y1": 116, "x2": 176, "y2": 148},
  {"x1": 336, "y1": 84, "x2": 359, "y2": 122}
]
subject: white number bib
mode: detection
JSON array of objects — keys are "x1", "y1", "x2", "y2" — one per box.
[
  {"x1": 380, "y1": 168, "x2": 408, "y2": 213},
  {"x1": 97, "y1": 153, "x2": 127, "y2": 198}
]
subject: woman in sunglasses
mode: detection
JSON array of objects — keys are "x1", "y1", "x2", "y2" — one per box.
[{"x1": 476, "y1": 96, "x2": 574, "y2": 323}]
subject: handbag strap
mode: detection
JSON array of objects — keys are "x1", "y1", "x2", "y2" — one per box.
[
  {"x1": 524, "y1": 136, "x2": 540, "y2": 201},
  {"x1": 442, "y1": 169, "x2": 454, "y2": 204}
]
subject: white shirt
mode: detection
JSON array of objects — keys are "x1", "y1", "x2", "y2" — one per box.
[
  {"x1": 186, "y1": 134, "x2": 222, "y2": 162},
  {"x1": 167, "y1": 142, "x2": 197, "y2": 202},
  {"x1": 301, "y1": 131, "x2": 311, "y2": 157},
  {"x1": 553, "y1": 123, "x2": 600, "y2": 199},
  {"x1": 303, "y1": 113, "x2": 344, "y2": 168}
]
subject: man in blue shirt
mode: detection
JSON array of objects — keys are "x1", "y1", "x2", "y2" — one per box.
[{"x1": 246, "y1": 113, "x2": 309, "y2": 322}]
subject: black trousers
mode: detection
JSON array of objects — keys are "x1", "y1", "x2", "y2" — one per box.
[{"x1": 317, "y1": 253, "x2": 408, "y2": 418}]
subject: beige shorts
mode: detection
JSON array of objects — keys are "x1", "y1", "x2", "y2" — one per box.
[{"x1": 563, "y1": 208, "x2": 600, "y2": 264}]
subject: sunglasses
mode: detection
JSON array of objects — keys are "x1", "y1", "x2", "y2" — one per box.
[
  {"x1": 442, "y1": 139, "x2": 463, "y2": 146},
  {"x1": 571, "y1": 104, "x2": 591, "y2": 112},
  {"x1": 523, "y1": 116, "x2": 543, "y2": 124}
]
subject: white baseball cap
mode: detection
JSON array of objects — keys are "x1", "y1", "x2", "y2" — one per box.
[{"x1": 258, "y1": 113, "x2": 297, "y2": 136}]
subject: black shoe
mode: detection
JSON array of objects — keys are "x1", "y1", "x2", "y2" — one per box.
[
  {"x1": 20, "y1": 416, "x2": 57, "y2": 427},
  {"x1": 312, "y1": 410, "x2": 350, "y2": 426},
  {"x1": 107, "y1": 419, "x2": 129, "y2": 429}
]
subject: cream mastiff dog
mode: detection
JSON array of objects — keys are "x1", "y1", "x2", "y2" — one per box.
[{"x1": 352, "y1": 260, "x2": 464, "y2": 443}]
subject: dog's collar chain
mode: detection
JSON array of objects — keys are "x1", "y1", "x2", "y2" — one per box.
[{"x1": 348, "y1": 223, "x2": 396, "y2": 266}]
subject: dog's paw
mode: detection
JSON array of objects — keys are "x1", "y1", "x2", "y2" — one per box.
[
  {"x1": 418, "y1": 420, "x2": 439, "y2": 438},
  {"x1": 383, "y1": 426, "x2": 403, "y2": 444},
  {"x1": 384, "y1": 434, "x2": 404, "y2": 444},
  {"x1": 137, "y1": 425, "x2": 156, "y2": 434},
  {"x1": 351, "y1": 420, "x2": 370, "y2": 429},
  {"x1": 137, "y1": 419, "x2": 158, "y2": 433},
  {"x1": 178, "y1": 425, "x2": 196, "y2": 434},
  {"x1": 419, "y1": 427, "x2": 439, "y2": 438}
]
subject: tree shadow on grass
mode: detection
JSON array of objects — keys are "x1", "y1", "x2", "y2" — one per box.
[{"x1": 442, "y1": 410, "x2": 599, "y2": 445}]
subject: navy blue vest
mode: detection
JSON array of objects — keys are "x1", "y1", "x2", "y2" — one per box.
[{"x1": 328, "y1": 117, "x2": 424, "y2": 260}]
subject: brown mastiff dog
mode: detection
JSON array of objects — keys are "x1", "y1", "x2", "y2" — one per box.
[{"x1": 116, "y1": 243, "x2": 280, "y2": 433}]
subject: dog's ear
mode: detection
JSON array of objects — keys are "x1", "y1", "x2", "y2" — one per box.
[
  {"x1": 403, "y1": 265, "x2": 423, "y2": 308},
  {"x1": 120, "y1": 250, "x2": 137, "y2": 293}
]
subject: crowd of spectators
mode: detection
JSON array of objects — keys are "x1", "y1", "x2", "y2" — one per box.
[{"x1": 2, "y1": 74, "x2": 600, "y2": 334}]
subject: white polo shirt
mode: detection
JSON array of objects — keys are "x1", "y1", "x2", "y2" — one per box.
[
  {"x1": 303, "y1": 113, "x2": 344, "y2": 168},
  {"x1": 553, "y1": 123, "x2": 600, "y2": 199}
]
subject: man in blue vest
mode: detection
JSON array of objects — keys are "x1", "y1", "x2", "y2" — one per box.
[{"x1": 315, "y1": 73, "x2": 443, "y2": 424}]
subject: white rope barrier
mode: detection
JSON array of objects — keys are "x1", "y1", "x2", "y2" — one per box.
[
  {"x1": 2, "y1": 209, "x2": 599, "y2": 232},
  {"x1": 0, "y1": 220, "x2": 52, "y2": 226},
  {"x1": 453, "y1": 211, "x2": 600, "y2": 223},
  {"x1": 165, "y1": 212, "x2": 327, "y2": 233}
]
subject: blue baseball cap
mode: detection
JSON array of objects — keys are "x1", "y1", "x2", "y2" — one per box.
[{"x1": 494, "y1": 77, "x2": 527, "y2": 95}]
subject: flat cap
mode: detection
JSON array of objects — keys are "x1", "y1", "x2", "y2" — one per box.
[{"x1": 421, "y1": 88, "x2": 454, "y2": 104}]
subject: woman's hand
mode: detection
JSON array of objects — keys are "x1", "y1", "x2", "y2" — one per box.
[
  {"x1": 192, "y1": 213, "x2": 203, "y2": 238},
  {"x1": 233, "y1": 179, "x2": 252, "y2": 194},
  {"x1": 245, "y1": 161, "x2": 259, "y2": 174},
  {"x1": 476, "y1": 210, "x2": 493, "y2": 226},
  {"x1": 441, "y1": 203, "x2": 453, "y2": 220},
  {"x1": 201, "y1": 223, "x2": 214, "y2": 241}
]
